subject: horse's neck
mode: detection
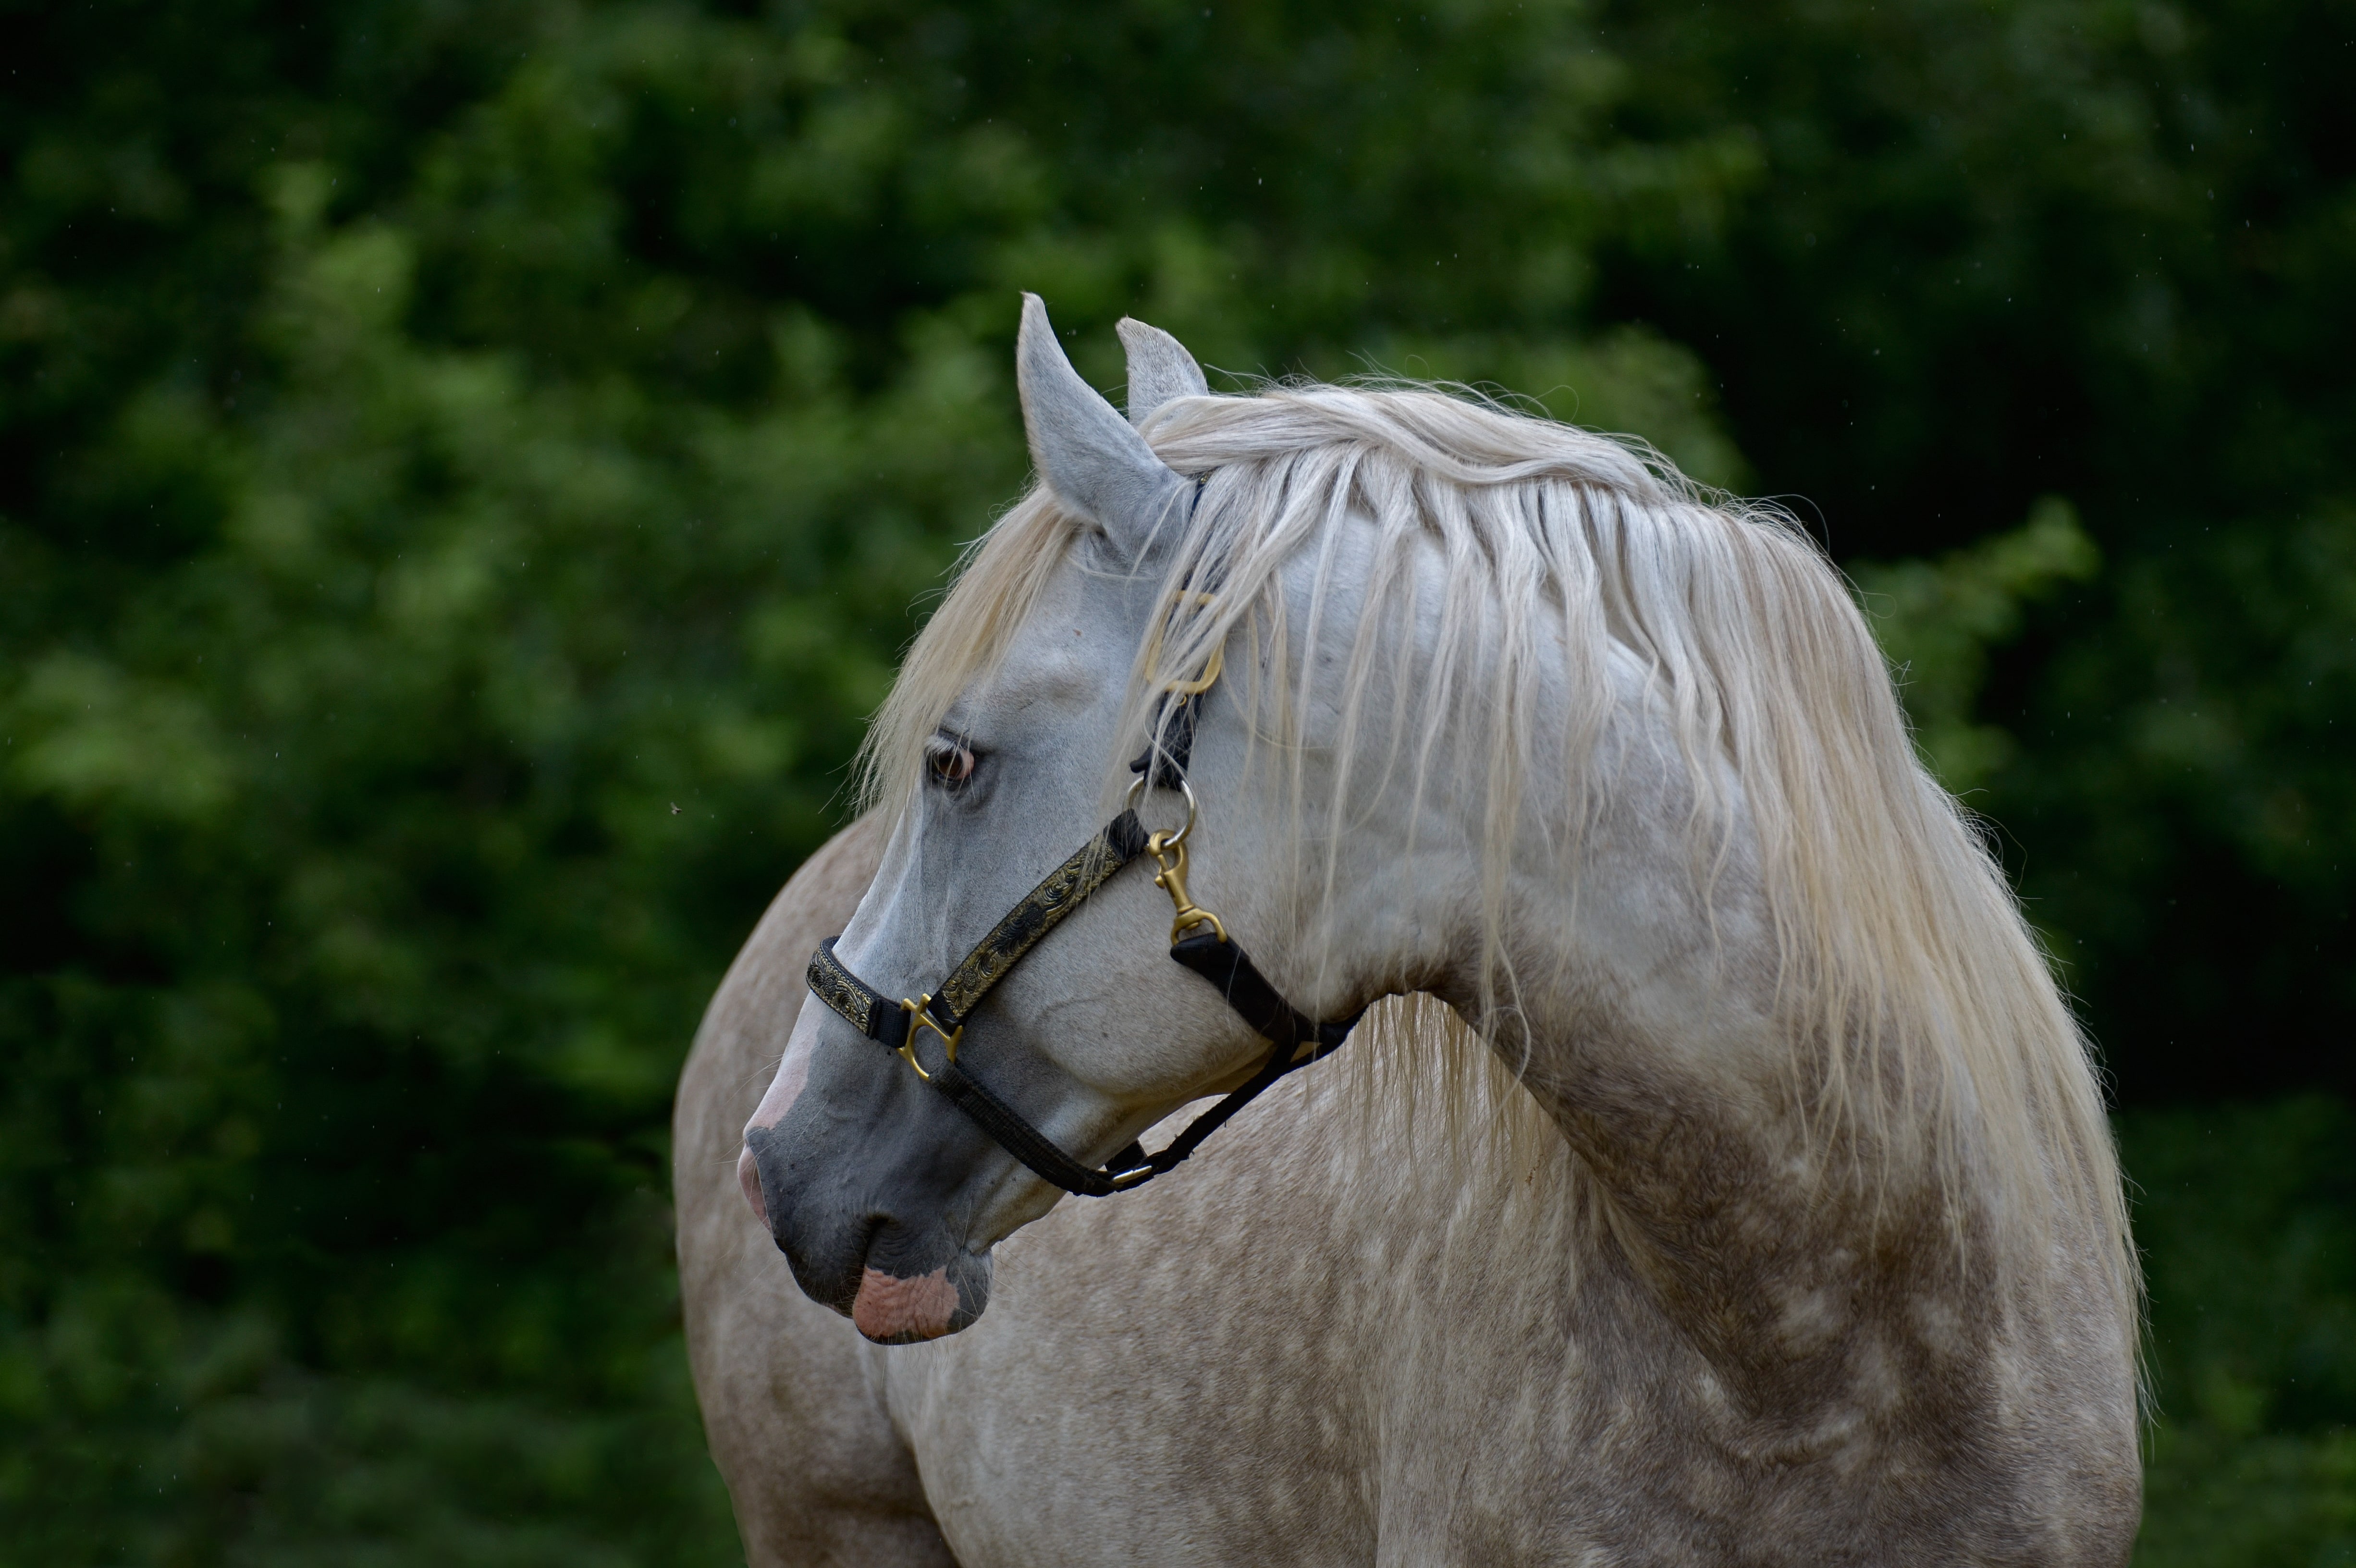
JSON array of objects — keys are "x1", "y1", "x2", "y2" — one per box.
[{"x1": 1323, "y1": 652, "x2": 1990, "y2": 1420}]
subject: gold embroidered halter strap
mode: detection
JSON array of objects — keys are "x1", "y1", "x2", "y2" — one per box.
[{"x1": 803, "y1": 640, "x2": 1369, "y2": 1198}]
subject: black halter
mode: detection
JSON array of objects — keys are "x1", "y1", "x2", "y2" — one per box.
[{"x1": 804, "y1": 684, "x2": 1367, "y2": 1198}]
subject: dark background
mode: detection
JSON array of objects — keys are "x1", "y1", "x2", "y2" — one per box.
[{"x1": 4, "y1": 1, "x2": 2353, "y2": 1561}]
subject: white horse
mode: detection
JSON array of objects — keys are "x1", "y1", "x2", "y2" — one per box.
[{"x1": 676, "y1": 299, "x2": 2141, "y2": 1564}]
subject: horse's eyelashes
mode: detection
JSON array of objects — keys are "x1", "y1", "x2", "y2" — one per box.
[{"x1": 927, "y1": 737, "x2": 978, "y2": 793}]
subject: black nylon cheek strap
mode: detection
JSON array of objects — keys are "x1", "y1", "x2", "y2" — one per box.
[
  {"x1": 807, "y1": 811, "x2": 1152, "y2": 1049},
  {"x1": 810, "y1": 926, "x2": 1132, "y2": 1195},
  {"x1": 801, "y1": 817, "x2": 1369, "y2": 1198},
  {"x1": 1167, "y1": 930, "x2": 1359, "y2": 1059}
]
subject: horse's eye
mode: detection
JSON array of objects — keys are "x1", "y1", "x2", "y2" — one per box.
[{"x1": 928, "y1": 739, "x2": 977, "y2": 792}]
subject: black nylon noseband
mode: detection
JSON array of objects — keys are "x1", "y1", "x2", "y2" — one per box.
[{"x1": 803, "y1": 635, "x2": 1367, "y2": 1198}]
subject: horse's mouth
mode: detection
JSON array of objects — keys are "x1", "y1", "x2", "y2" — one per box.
[
  {"x1": 852, "y1": 1263, "x2": 959, "y2": 1342},
  {"x1": 849, "y1": 1250, "x2": 994, "y2": 1343}
]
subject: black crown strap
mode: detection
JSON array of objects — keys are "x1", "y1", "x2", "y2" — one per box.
[{"x1": 1127, "y1": 690, "x2": 1200, "y2": 791}]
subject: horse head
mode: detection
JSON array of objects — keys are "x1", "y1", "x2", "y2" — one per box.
[{"x1": 739, "y1": 299, "x2": 1388, "y2": 1342}]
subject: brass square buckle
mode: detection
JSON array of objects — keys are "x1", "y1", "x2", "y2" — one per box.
[
  {"x1": 1145, "y1": 591, "x2": 1224, "y2": 696},
  {"x1": 896, "y1": 995, "x2": 963, "y2": 1082}
]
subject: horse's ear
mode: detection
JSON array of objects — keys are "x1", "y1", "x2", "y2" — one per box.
[
  {"x1": 1018, "y1": 294, "x2": 1190, "y2": 561},
  {"x1": 1117, "y1": 316, "x2": 1208, "y2": 427}
]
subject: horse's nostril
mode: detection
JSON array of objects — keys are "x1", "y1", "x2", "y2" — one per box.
[{"x1": 737, "y1": 1145, "x2": 768, "y2": 1227}]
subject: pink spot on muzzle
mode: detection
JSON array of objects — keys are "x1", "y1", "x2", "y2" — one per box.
[
  {"x1": 748, "y1": 1017, "x2": 818, "y2": 1133},
  {"x1": 852, "y1": 1265, "x2": 962, "y2": 1343},
  {"x1": 737, "y1": 1146, "x2": 768, "y2": 1226},
  {"x1": 739, "y1": 1002, "x2": 823, "y2": 1225}
]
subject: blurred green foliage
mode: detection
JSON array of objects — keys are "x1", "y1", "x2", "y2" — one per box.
[
  {"x1": 1856, "y1": 497, "x2": 2101, "y2": 795},
  {"x1": 1596, "y1": 0, "x2": 2356, "y2": 1095},
  {"x1": 2126, "y1": 1100, "x2": 2356, "y2": 1567},
  {"x1": 0, "y1": 0, "x2": 2350, "y2": 1562}
]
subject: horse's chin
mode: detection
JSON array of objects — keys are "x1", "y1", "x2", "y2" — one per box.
[{"x1": 850, "y1": 1250, "x2": 994, "y2": 1344}]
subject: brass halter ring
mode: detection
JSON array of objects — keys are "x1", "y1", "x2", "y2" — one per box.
[{"x1": 1123, "y1": 771, "x2": 1197, "y2": 847}]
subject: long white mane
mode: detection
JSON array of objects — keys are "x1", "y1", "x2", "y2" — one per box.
[{"x1": 863, "y1": 380, "x2": 2135, "y2": 1340}]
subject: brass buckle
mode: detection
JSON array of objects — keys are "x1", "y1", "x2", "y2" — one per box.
[
  {"x1": 896, "y1": 994, "x2": 963, "y2": 1082},
  {"x1": 1145, "y1": 592, "x2": 1224, "y2": 697}
]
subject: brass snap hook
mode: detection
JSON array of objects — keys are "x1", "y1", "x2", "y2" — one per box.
[
  {"x1": 1127, "y1": 774, "x2": 1223, "y2": 942},
  {"x1": 1145, "y1": 827, "x2": 1228, "y2": 945}
]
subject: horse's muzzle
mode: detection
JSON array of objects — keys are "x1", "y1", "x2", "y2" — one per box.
[{"x1": 742, "y1": 1121, "x2": 994, "y2": 1343}]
